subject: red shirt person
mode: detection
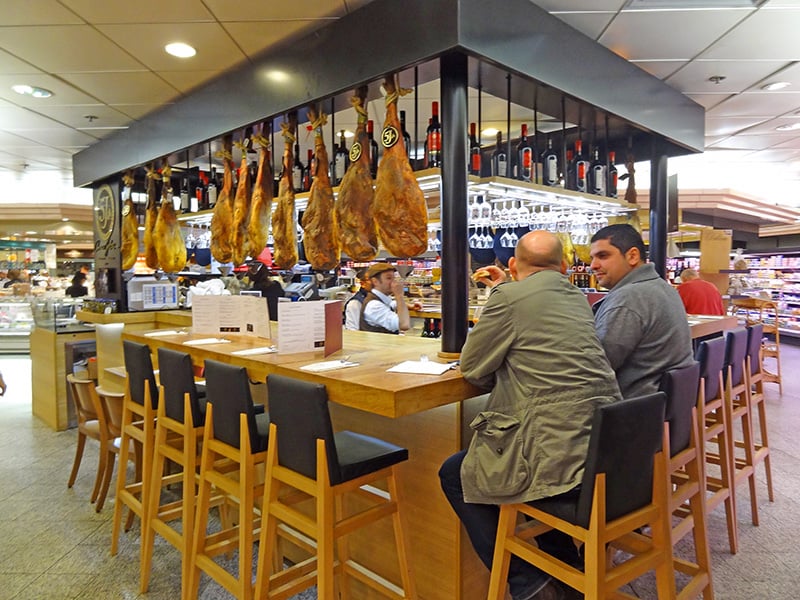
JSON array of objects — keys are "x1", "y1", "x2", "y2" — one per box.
[{"x1": 677, "y1": 268, "x2": 725, "y2": 315}]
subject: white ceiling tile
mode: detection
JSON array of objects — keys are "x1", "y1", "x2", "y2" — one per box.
[
  {"x1": 111, "y1": 104, "x2": 172, "y2": 120},
  {"x1": 706, "y1": 116, "x2": 770, "y2": 136},
  {"x1": 531, "y1": 1, "x2": 626, "y2": 10},
  {"x1": 0, "y1": 0, "x2": 83, "y2": 25},
  {"x1": 598, "y1": 10, "x2": 750, "y2": 60},
  {"x1": 735, "y1": 116, "x2": 800, "y2": 135},
  {"x1": 156, "y1": 71, "x2": 224, "y2": 95},
  {"x1": 33, "y1": 105, "x2": 131, "y2": 130},
  {"x1": 96, "y1": 23, "x2": 247, "y2": 72},
  {"x1": 685, "y1": 93, "x2": 733, "y2": 110},
  {"x1": 343, "y1": 0, "x2": 376, "y2": 12},
  {"x1": 0, "y1": 104, "x2": 66, "y2": 129},
  {"x1": 707, "y1": 91, "x2": 800, "y2": 117},
  {"x1": 701, "y1": 8, "x2": 800, "y2": 60},
  {"x1": 60, "y1": 0, "x2": 214, "y2": 24},
  {"x1": 203, "y1": 0, "x2": 344, "y2": 20},
  {"x1": 0, "y1": 73, "x2": 100, "y2": 106},
  {"x1": 60, "y1": 72, "x2": 180, "y2": 106},
  {"x1": 222, "y1": 21, "x2": 323, "y2": 58},
  {"x1": 0, "y1": 49, "x2": 43, "y2": 75},
  {"x1": 707, "y1": 133, "x2": 792, "y2": 150},
  {"x1": 11, "y1": 128, "x2": 97, "y2": 147},
  {"x1": 630, "y1": 60, "x2": 687, "y2": 79},
  {"x1": 664, "y1": 60, "x2": 788, "y2": 94},
  {"x1": 0, "y1": 25, "x2": 144, "y2": 72}
]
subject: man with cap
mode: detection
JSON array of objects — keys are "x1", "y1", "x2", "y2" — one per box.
[{"x1": 359, "y1": 262, "x2": 411, "y2": 334}]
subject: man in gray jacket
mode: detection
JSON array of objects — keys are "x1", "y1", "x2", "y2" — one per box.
[
  {"x1": 439, "y1": 230, "x2": 621, "y2": 600},
  {"x1": 589, "y1": 224, "x2": 694, "y2": 398}
]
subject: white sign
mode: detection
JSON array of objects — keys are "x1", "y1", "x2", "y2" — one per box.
[
  {"x1": 277, "y1": 300, "x2": 343, "y2": 355},
  {"x1": 192, "y1": 295, "x2": 270, "y2": 338}
]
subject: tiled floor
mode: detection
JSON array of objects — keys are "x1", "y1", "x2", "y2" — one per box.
[{"x1": 0, "y1": 344, "x2": 797, "y2": 599}]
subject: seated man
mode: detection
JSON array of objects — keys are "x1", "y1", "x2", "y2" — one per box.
[
  {"x1": 439, "y1": 230, "x2": 621, "y2": 600},
  {"x1": 677, "y1": 268, "x2": 725, "y2": 315},
  {"x1": 359, "y1": 263, "x2": 416, "y2": 334},
  {"x1": 343, "y1": 268, "x2": 370, "y2": 330}
]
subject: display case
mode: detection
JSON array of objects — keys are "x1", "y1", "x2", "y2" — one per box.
[
  {"x1": 30, "y1": 297, "x2": 94, "y2": 334},
  {"x1": 0, "y1": 298, "x2": 34, "y2": 353}
]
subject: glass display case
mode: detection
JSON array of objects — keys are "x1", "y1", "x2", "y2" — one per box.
[
  {"x1": 0, "y1": 298, "x2": 35, "y2": 353},
  {"x1": 31, "y1": 297, "x2": 94, "y2": 334}
]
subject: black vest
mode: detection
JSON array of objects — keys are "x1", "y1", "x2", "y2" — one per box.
[{"x1": 359, "y1": 291, "x2": 398, "y2": 335}]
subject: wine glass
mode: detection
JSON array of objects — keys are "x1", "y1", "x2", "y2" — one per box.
[{"x1": 469, "y1": 227, "x2": 480, "y2": 249}]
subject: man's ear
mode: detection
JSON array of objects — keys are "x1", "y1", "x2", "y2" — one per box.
[
  {"x1": 508, "y1": 257, "x2": 518, "y2": 281},
  {"x1": 626, "y1": 247, "x2": 641, "y2": 266},
  {"x1": 560, "y1": 259, "x2": 568, "y2": 275}
]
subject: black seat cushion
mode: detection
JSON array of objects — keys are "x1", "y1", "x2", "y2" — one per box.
[
  {"x1": 334, "y1": 431, "x2": 408, "y2": 484},
  {"x1": 696, "y1": 336, "x2": 725, "y2": 404},
  {"x1": 659, "y1": 361, "x2": 700, "y2": 456},
  {"x1": 157, "y1": 347, "x2": 203, "y2": 426},
  {"x1": 723, "y1": 327, "x2": 748, "y2": 388},
  {"x1": 746, "y1": 324, "x2": 764, "y2": 377},
  {"x1": 123, "y1": 340, "x2": 159, "y2": 409}
]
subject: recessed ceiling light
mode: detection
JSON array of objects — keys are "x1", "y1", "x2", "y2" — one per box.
[
  {"x1": 165, "y1": 42, "x2": 196, "y2": 58},
  {"x1": 762, "y1": 81, "x2": 791, "y2": 91},
  {"x1": 482, "y1": 128, "x2": 500, "y2": 137},
  {"x1": 12, "y1": 84, "x2": 53, "y2": 98},
  {"x1": 62, "y1": 217, "x2": 70, "y2": 222},
  {"x1": 776, "y1": 122, "x2": 800, "y2": 131}
]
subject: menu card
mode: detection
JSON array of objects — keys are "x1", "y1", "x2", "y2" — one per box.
[
  {"x1": 277, "y1": 300, "x2": 343, "y2": 356},
  {"x1": 192, "y1": 295, "x2": 270, "y2": 338}
]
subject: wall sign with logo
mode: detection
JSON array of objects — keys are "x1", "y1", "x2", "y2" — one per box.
[{"x1": 93, "y1": 182, "x2": 121, "y2": 268}]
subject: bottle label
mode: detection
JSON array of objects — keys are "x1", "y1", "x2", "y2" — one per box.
[
  {"x1": 429, "y1": 131, "x2": 441, "y2": 152},
  {"x1": 292, "y1": 168, "x2": 303, "y2": 191},
  {"x1": 335, "y1": 155, "x2": 347, "y2": 180},
  {"x1": 520, "y1": 148, "x2": 532, "y2": 181},
  {"x1": 207, "y1": 184, "x2": 217, "y2": 207},
  {"x1": 576, "y1": 161, "x2": 589, "y2": 191},
  {"x1": 471, "y1": 151, "x2": 481, "y2": 173},
  {"x1": 544, "y1": 155, "x2": 558, "y2": 185},
  {"x1": 381, "y1": 126, "x2": 399, "y2": 148},
  {"x1": 609, "y1": 172, "x2": 618, "y2": 197},
  {"x1": 592, "y1": 165, "x2": 606, "y2": 195},
  {"x1": 497, "y1": 157, "x2": 508, "y2": 178},
  {"x1": 122, "y1": 203, "x2": 131, "y2": 216},
  {"x1": 349, "y1": 141, "x2": 362, "y2": 162},
  {"x1": 180, "y1": 191, "x2": 189, "y2": 210}
]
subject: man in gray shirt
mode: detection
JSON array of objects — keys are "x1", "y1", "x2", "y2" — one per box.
[{"x1": 589, "y1": 224, "x2": 693, "y2": 398}]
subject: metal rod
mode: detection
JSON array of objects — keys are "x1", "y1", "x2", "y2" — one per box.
[
  {"x1": 506, "y1": 74, "x2": 512, "y2": 174},
  {"x1": 414, "y1": 66, "x2": 419, "y2": 168},
  {"x1": 649, "y1": 138, "x2": 668, "y2": 279},
  {"x1": 439, "y1": 52, "x2": 469, "y2": 355}
]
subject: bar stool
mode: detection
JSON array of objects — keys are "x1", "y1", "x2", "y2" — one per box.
[
  {"x1": 487, "y1": 393, "x2": 673, "y2": 600},
  {"x1": 659, "y1": 361, "x2": 713, "y2": 600},
  {"x1": 723, "y1": 327, "x2": 759, "y2": 526},
  {"x1": 111, "y1": 340, "x2": 160, "y2": 556},
  {"x1": 94, "y1": 385, "x2": 129, "y2": 513},
  {"x1": 745, "y1": 324, "x2": 774, "y2": 503},
  {"x1": 187, "y1": 359, "x2": 270, "y2": 600},
  {"x1": 140, "y1": 348, "x2": 209, "y2": 596},
  {"x1": 254, "y1": 374, "x2": 416, "y2": 600},
  {"x1": 66, "y1": 374, "x2": 106, "y2": 505},
  {"x1": 695, "y1": 336, "x2": 737, "y2": 554}
]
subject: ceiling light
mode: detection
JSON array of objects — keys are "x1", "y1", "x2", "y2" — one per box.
[
  {"x1": 61, "y1": 217, "x2": 70, "y2": 222},
  {"x1": 12, "y1": 84, "x2": 53, "y2": 98},
  {"x1": 762, "y1": 81, "x2": 791, "y2": 91},
  {"x1": 482, "y1": 128, "x2": 500, "y2": 137},
  {"x1": 165, "y1": 42, "x2": 196, "y2": 58},
  {"x1": 776, "y1": 122, "x2": 800, "y2": 131}
]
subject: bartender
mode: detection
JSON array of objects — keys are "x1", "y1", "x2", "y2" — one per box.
[
  {"x1": 359, "y1": 263, "x2": 412, "y2": 334},
  {"x1": 248, "y1": 261, "x2": 285, "y2": 322}
]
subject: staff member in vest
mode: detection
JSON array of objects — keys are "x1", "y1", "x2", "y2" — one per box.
[{"x1": 359, "y1": 262, "x2": 411, "y2": 334}]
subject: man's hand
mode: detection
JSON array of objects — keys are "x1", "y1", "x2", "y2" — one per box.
[
  {"x1": 472, "y1": 265, "x2": 507, "y2": 288},
  {"x1": 390, "y1": 277, "x2": 405, "y2": 298}
]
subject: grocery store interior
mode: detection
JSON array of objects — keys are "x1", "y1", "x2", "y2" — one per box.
[{"x1": 3, "y1": 0, "x2": 800, "y2": 599}]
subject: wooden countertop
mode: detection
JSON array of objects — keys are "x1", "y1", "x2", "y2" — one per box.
[
  {"x1": 687, "y1": 314, "x2": 739, "y2": 339},
  {"x1": 124, "y1": 329, "x2": 483, "y2": 419},
  {"x1": 77, "y1": 310, "x2": 192, "y2": 327}
]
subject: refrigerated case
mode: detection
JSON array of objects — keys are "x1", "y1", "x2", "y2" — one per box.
[{"x1": 0, "y1": 299, "x2": 34, "y2": 353}]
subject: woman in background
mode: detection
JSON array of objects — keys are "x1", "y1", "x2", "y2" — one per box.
[{"x1": 65, "y1": 272, "x2": 89, "y2": 298}]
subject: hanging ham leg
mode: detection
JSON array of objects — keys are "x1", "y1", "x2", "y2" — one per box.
[
  {"x1": 120, "y1": 171, "x2": 139, "y2": 271},
  {"x1": 336, "y1": 86, "x2": 378, "y2": 261},
  {"x1": 231, "y1": 142, "x2": 252, "y2": 266},
  {"x1": 154, "y1": 162, "x2": 187, "y2": 273},
  {"x1": 374, "y1": 75, "x2": 428, "y2": 257},
  {"x1": 211, "y1": 135, "x2": 235, "y2": 264},
  {"x1": 301, "y1": 106, "x2": 340, "y2": 271},
  {"x1": 272, "y1": 116, "x2": 299, "y2": 270},
  {"x1": 143, "y1": 164, "x2": 160, "y2": 269},
  {"x1": 247, "y1": 129, "x2": 273, "y2": 259}
]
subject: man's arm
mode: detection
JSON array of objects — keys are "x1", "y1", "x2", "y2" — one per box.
[
  {"x1": 594, "y1": 305, "x2": 642, "y2": 371},
  {"x1": 390, "y1": 278, "x2": 411, "y2": 331},
  {"x1": 460, "y1": 288, "x2": 514, "y2": 389}
]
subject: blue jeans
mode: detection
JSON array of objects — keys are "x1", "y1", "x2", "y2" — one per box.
[{"x1": 439, "y1": 451, "x2": 581, "y2": 600}]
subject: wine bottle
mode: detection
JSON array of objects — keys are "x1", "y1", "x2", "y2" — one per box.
[
  {"x1": 515, "y1": 124, "x2": 533, "y2": 182},
  {"x1": 367, "y1": 119, "x2": 379, "y2": 179},
  {"x1": 292, "y1": 143, "x2": 304, "y2": 192},
  {"x1": 192, "y1": 184, "x2": 201, "y2": 213},
  {"x1": 400, "y1": 110, "x2": 412, "y2": 162},
  {"x1": 607, "y1": 150, "x2": 618, "y2": 198},
  {"x1": 469, "y1": 122, "x2": 482, "y2": 176},
  {"x1": 332, "y1": 129, "x2": 349, "y2": 185},
  {"x1": 564, "y1": 149, "x2": 574, "y2": 189},
  {"x1": 491, "y1": 131, "x2": 508, "y2": 178},
  {"x1": 570, "y1": 140, "x2": 590, "y2": 193},
  {"x1": 589, "y1": 147, "x2": 607, "y2": 196},
  {"x1": 303, "y1": 148, "x2": 313, "y2": 191},
  {"x1": 179, "y1": 177, "x2": 190, "y2": 213},
  {"x1": 541, "y1": 137, "x2": 559, "y2": 187},
  {"x1": 426, "y1": 102, "x2": 442, "y2": 168},
  {"x1": 207, "y1": 168, "x2": 217, "y2": 208}
]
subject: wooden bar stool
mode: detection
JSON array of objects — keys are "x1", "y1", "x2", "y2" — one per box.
[
  {"x1": 745, "y1": 324, "x2": 774, "y2": 503},
  {"x1": 111, "y1": 340, "x2": 159, "y2": 556},
  {"x1": 695, "y1": 336, "x2": 738, "y2": 554},
  {"x1": 254, "y1": 374, "x2": 416, "y2": 600},
  {"x1": 66, "y1": 374, "x2": 106, "y2": 505},
  {"x1": 187, "y1": 359, "x2": 270, "y2": 600},
  {"x1": 659, "y1": 361, "x2": 713, "y2": 600},
  {"x1": 487, "y1": 393, "x2": 673, "y2": 600},
  {"x1": 140, "y1": 348, "x2": 209, "y2": 596},
  {"x1": 94, "y1": 385, "x2": 129, "y2": 513},
  {"x1": 723, "y1": 327, "x2": 760, "y2": 526}
]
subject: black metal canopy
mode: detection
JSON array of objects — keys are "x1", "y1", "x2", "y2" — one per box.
[{"x1": 72, "y1": 0, "x2": 704, "y2": 187}]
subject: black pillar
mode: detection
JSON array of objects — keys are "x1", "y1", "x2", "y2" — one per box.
[
  {"x1": 649, "y1": 145, "x2": 668, "y2": 279},
  {"x1": 439, "y1": 52, "x2": 469, "y2": 355}
]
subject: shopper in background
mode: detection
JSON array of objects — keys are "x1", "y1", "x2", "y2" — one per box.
[
  {"x1": 359, "y1": 263, "x2": 412, "y2": 334},
  {"x1": 590, "y1": 223, "x2": 693, "y2": 398},
  {"x1": 3, "y1": 269, "x2": 25, "y2": 288},
  {"x1": 439, "y1": 230, "x2": 620, "y2": 600},
  {"x1": 677, "y1": 268, "x2": 725, "y2": 315},
  {"x1": 343, "y1": 268, "x2": 371, "y2": 330},
  {"x1": 248, "y1": 261, "x2": 285, "y2": 322},
  {"x1": 65, "y1": 272, "x2": 89, "y2": 298},
  {"x1": 0, "y1": 271, "x2": 8, "y2": 287}
]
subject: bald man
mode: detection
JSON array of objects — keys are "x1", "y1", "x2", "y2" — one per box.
[
  {"x1": 678, "y1": 268, "x2": 725, "y2": 315},
  {"x1": 439, "y1": 231, "x2": 620, "y2": 600}
]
